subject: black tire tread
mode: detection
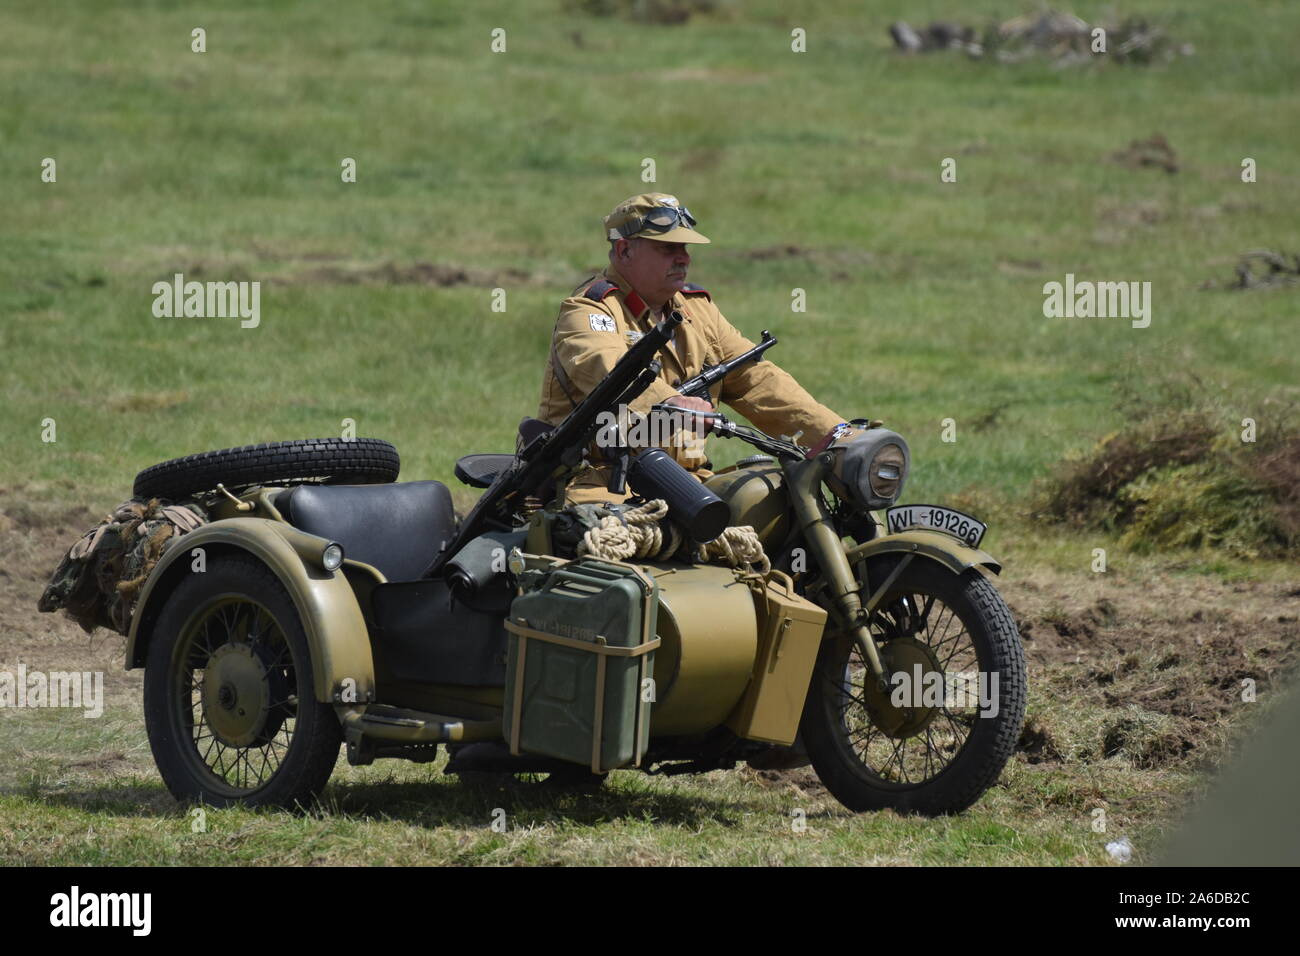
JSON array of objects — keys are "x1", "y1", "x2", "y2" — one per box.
[
  {"x1": 133, "y1": 437, "x2": 399, "y2": 499},
  {"x1": 802, "y1": 561, "x2": 1027, "y2": 816}
]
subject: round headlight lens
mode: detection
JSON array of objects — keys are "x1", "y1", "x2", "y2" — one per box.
[
  {"x1": 321, "y1": 542, "x2": 345, "y2": 572},
  {"x1": 868, "y1": 443, "x2": 908, "y2": 501}
]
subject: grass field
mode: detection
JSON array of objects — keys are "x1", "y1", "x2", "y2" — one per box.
[{"x1": 2, "y1": 0, "x2": 1298, "y2": 865}]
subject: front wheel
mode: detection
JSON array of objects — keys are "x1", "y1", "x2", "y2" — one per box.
[
  {"x1": 801, "y1": 557, "x2": 1026, "y2": 816},
  {"x1": 143, "y1": 554, "x2": 342, "y2": 809}
]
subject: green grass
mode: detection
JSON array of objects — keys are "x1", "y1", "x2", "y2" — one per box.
[
  {"x1": 2, "y1": 0, "x2": 1299, "y2": 865},
  {"x1": 3, "y1": 0, "x2": 1297, "y2": 506},
  {"x1": 0, "y1": 751, "x2": 1154, "y2": 866}
]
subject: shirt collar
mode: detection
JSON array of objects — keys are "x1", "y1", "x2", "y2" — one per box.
[{"x1": 603, "y1": 264, "x2": 684, "y2": 322}]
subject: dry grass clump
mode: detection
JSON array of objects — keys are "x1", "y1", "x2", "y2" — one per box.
[{"x1": 1034, "y1": 382, "x2": 1299, "y2": 558}]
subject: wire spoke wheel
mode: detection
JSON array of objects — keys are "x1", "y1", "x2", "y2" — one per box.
[
  {"x1": 144, "y1": 555, "x2": 341, "y2": 809},
  {"x1": 175, "y1": 597, "x2": 300, "y2": 796},
  {"x1": 802, "y1": 557, "x2": 1026, "y2": 815},
  {"x1": 834, "y1": 590, "x2": 982, "y2": 786}
]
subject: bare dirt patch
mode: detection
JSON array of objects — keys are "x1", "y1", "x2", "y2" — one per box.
[
  {"x1": 720, "y1": 245, "x2": 884, "y2": 281},
  {"x1": 1111, "y1": 133, "x2": 1179, "y2": 173},
  {"x1": 275, "y1": 261, "x2": 535, "y2": 288},
  {"x1": 0, "y1": 488, "x2": 128, "y2": 671},
  {"x1": 0, "y1": 488, "x2": 144, "y2": 792},
  {"x1": 1000, "y1": 565, "x2": 1300, "y2": 770}
]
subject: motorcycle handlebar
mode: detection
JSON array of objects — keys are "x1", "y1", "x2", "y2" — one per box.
[{"x1": 649, "y1": 402, "x2": 806, "y2": 460}]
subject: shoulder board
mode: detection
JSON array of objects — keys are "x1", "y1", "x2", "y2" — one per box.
[
  {"x1": 582, "y1": 279, "x2": 620, "y2": 301},
  {"x1": 681, "y1": 283, "x2": 711, "y2": 299}
]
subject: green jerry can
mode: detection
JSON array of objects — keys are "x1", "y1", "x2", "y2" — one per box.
[{"x1": 503, "y1": 558, "x2": 660, "y2": 773}]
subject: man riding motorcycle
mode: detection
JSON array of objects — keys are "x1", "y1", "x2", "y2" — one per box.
[{"x1": 537, "y1": 192, "x2": 847, "y2": 504}]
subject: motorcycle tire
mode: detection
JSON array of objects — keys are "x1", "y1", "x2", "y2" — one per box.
[
  {"x1": 132, "y1": 437, "x2": 399, "y2": 500},
  {"x1": 801, "y1": 556, "x2": 1026, "y2": 816},
  {"x1": 143, "y1": 553, "x2": 342, "y2": 809}
]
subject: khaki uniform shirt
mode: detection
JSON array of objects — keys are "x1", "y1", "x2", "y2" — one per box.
[{"x1": 537, "y1": 265, "x2": 845, "y2": 504}]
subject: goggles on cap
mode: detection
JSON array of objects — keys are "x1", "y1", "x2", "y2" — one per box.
[{"x1": 614, "y1": 205, "x2": 698, "y2": 239}]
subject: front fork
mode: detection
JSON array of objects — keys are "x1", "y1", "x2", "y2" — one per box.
[{"x1": 785, "y1": 452, "x2": 906, "y2": 691}]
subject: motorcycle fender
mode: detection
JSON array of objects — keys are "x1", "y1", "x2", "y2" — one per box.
[
  {"x1": 125, "y1": 518, "x2": 375, "y2": 704},
  {"x1": 845, "y1": 528, "x2": 1002, "y2": 576}
]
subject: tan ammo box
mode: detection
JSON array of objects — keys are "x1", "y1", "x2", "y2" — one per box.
[{"x1": 725, "y1": 571, "x2": 828, "y2": 745}]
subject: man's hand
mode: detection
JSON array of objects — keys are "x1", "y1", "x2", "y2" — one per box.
[
  {"x1": 660, "y1": 394, "x2": 717, "y2": 435},
  {"x1": 662, "y1": 394, "x2": 714, "y2": 415}
]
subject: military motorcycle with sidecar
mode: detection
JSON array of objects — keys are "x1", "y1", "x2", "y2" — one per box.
[{"x1": 124, "y1": 309, "x2": 1026, "y2": 816}]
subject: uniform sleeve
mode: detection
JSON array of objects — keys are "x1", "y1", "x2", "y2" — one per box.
[
  {"x1": 552, "y1": 297, "x2": 680, "y2": 417},
  {"x1": 710, "y1": 305, "x2": 846, "y2": 445}
]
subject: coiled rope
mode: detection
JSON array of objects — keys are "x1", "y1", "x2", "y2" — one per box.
[
  {"x1": 577, "y1": 499, "x2": 674, "y2": 562},
  {"x1": 696, "y1": 526, "x2": 771, "y2": 574},
  {"x1": 576, "y1": 498, "x2": 769, "y2": 573}
]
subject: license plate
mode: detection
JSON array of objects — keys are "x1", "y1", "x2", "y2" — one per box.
[{"x1": 885, "y1": 505, "x2": 987, "y2": 548}]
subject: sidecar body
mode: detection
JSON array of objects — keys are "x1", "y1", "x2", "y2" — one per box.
[{"x1": 124, "y1": 466, "x2": 829, "y2": 776}]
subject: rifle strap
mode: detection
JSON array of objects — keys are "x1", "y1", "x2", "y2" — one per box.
[{"x1": 550, "y1": 337, "x2": 580, "y2": 411}]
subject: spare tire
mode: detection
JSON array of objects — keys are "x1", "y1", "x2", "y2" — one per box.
[{"x1": 133, "y1": 438, "x2": 400, "y2": 500}]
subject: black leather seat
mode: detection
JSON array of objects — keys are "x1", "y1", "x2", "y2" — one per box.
[
  {"x1": 454, "y1": 453, "x2": 515, "y2": 489},
  {"x1": 278, "y1": 481, "x2": 456, "y2": 581}
]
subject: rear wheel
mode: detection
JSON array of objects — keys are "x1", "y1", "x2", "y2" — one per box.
[
  {"x1": 801, "y1": 557, "x2": 1026, "y2": 816},
  {"x1": 143, "y1": 554, "x2": 342, "y2": 809}
]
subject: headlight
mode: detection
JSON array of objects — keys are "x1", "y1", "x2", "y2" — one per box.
[
  {"x1": 830, "y1": 428, "x2": 911, "y2": 509},
  {"x1": 864, "y1": 439, "x2": 908, "y2": 504},
  {"x1": 321, "y1": 542, "x2": 345, "y2": 571}
]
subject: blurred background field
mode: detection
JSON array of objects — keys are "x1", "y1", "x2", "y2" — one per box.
[
  {"x1": 1, "y1": 0, "x2": 1298, "y2": 864},
  {"x1": 3, "y1": 0, "x2": 1297, "y2": 519}
]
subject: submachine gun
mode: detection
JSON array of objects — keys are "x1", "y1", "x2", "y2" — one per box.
[{"x1": 426, "y1": 310, "x2": 684, "y2": 575}]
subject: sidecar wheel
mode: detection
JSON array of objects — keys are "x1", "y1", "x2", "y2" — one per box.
[
  {"x1": 143, "y1": 554, "x2": 342, "y2": 810},
  {"x1": 801, "y1": 558, "x2": 1026, "y2": 816}
]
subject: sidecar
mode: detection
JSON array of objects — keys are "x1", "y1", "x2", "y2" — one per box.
[{"x1": 123, "y1": 442, "x2": 828, "y2": 808}]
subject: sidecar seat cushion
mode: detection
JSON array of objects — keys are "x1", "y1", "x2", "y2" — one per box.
[{"x1": 278, "y1": 481, "x2": 456, "y2": 582}]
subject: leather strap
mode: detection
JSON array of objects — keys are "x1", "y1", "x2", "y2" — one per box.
[{"x1": 549, "y1": 336, "x2": 581, "y2": 410}]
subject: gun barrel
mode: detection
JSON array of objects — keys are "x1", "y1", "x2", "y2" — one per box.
[{"x1": 678, "y1": 330, "x2": 777, "y2": 399}]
